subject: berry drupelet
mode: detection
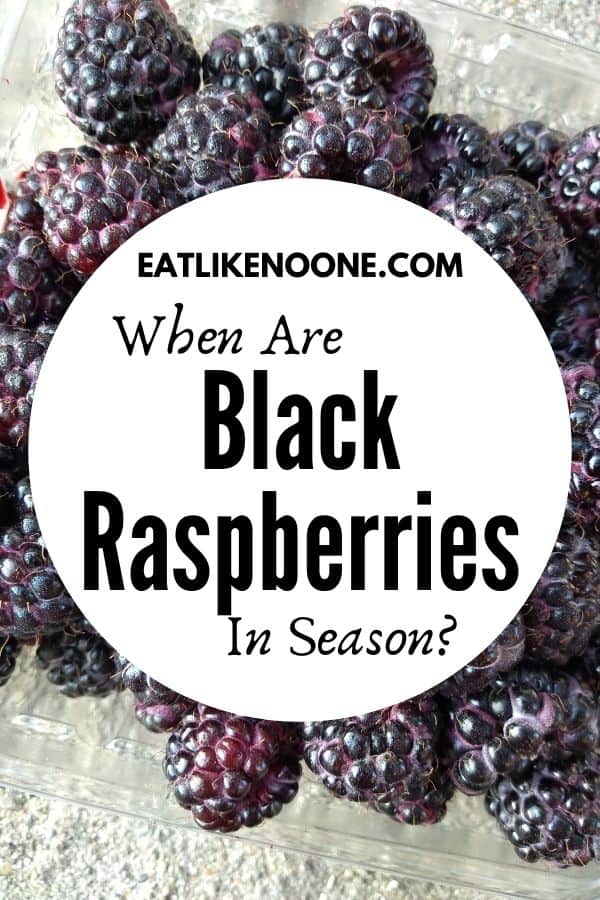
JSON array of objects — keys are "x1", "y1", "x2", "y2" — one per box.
[
  {"x1": 54, "y1": 0, "x2": 201, "y2": 145},
  {"x1": 523, "y1": 504, "x2": 599, "y2": 665},
  {"x1": 36, "y1": 623, "x2": 121, "y2": 698},
  {"x1": 547, "y1": 125, "x2": 600, "y2": 260},
  {"x1": 279, "y1": 101, "x2": 413, "y2": 195},
  {"x1": 446, "y1": 664, "x2": 598, "y2": 796},
  {"x1": 303, "y1": 5, "x2": 436, "y2": 144},
  {"x1": 42, "y1": 146, "x2": 174, "y2": 276},
  {"x1": 6, "y1": 172, "x2": 45, "y2": 232},
  {"x1": 494, "y1": 120, "x2": 567, "y2": 185},
  {"x1": 203, "y1": 23, "x2": 310, "y2": 125},
  {"x1": 118, "y1": 657, "x2": 194, "y2": 732},
  {"x1": 301, "y1": 698, "x2": 451, "y2": 824},
  {"x1": 164, "y1": 707, "x2": 302, "y2": 832},
  {"x1": 0, "y1": 477, "x2": 77, "y2": 639},
  {"x1": 562, "y1": 362, "x2": 600, "y2": 532},
  {"x1": 152, "y1": 88, "x2": 276, "y2": 202},
  {"x1": 486, "y1": 753, "x2": 600, "y2": 866},
  {"x1": 429, "y1": 174, "x2": 567, "y2": 309}
]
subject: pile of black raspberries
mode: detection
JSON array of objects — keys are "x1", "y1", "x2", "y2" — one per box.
[{"x1": 0, "y1": 1, "x2": 597, "y2": 868}]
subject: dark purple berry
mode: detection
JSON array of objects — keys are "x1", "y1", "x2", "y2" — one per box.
[
  {"x1": 429, "y1": 174, "x2": 566, "y2": 309},
  {"x1": 164, "y1": 707, "x2": 301, "y2": 832},
  {"x1": 54, "y1": 0, "x2": 200, "y2": 144},
  {"x1": 203, "y1": 23, "x2": 310, "y2": 124}
]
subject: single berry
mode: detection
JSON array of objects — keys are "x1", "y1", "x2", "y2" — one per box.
[
  {"x1": 36, "y1": 622, "x2": 121, "y2": 698},
  {"x1": 304, "y1": 5, "x2": 436, "y2": 144},
  {"x1": 429, "y1": 174, "x2": 567, "y2": 309},
  {"x1": 433, "y1": 615, "x2": 526, "y2": 698},
  {"x1": 494, "y1": 120, "x2": 567, "y2": 185},
  {"x1": 54, "y1": 0, "x2": 200, "y2": 145},
  {"x1": 164, "y1": 707, "x2": 301, "y2": 832},
  {"x1": 562, "y1": 363, "x2": 600, "y2": 531},
  {"x1": 0, "y1": 226, "x2": 78, "y2": 326},
  {"x1": 0, "y1": 636, "x2": 21, "y2": 687},
  {"x1": 279, "y1": 102, "x2": 413, "y2": 195},
  {"x1": 0, "y1": 477, "x2": 77, "y2": 639},
  {"x1": 412, "y1": 113, "x2": 503, "y2": 204},
  {"x1": 547, "y1": 125, "x2": 600, "y2": 260},
  {"x1": 301, "y1": 697, "x2": 444, "y2": 816},
  {"x1": 0, "y1": 324, "x2": 54, "y2": 450},
  {"x1": 203, "y1": 23, "x2": 310, "y2": 124},
  {"x1": 118, "y1": 657, "x2": 194, "y2": 731},
  {"x1": 486, "y1": 754, "x2": 600, "y2": 866},
  {"x1": 42, "y1": 146, "x2": 173, "y2": 276},
  {"x1": 447, "y1": 664, "x2": 598, "y2": 796},
  {"x1": 6, "y1": 147, "x2": 109, "y2": 234},
  {"x1": 523, "y1": 504, "x2": 599, "y2": 665},
  {"x1": 152, "y1": 88, "x2": 276, "y2": 202}
]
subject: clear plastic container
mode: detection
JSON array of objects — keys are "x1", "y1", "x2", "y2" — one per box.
[{"x1": 0, "y1": 2, "x2": 599, "y2": 896}]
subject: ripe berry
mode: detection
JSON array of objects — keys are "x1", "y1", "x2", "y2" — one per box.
[
  {"x1": 54, "y1": 0, "x2": 201, "y2": 144},
  {"x1": 429, "y1": 174, "x2": 567, "y2": 309},
  {"x1": 164, "y1": 707, "x2": 301, "y2": 832}
]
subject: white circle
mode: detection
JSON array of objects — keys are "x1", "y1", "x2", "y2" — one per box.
[{"x1": 29, "y1": 179, "x2": 571, "y2": 721}]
